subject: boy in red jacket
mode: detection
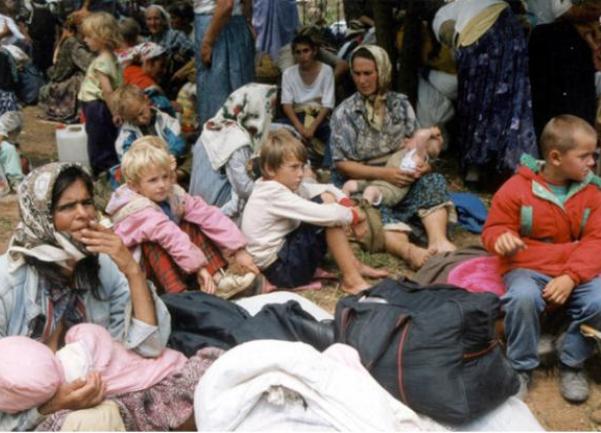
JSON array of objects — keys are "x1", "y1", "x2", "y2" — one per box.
[{"x1": 482, "y1": 115, "x2": 601, "y2": 403}]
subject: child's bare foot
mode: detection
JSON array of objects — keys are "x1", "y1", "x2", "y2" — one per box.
[
  {"x1": 342, "y1": 180, "x2": 359, "y2": 196},
  {"x1": 428, "y1": 239, "x2": 457, "y2": 254},
  {"x1": 357, "y1": 262, "x2": 389, "y2": 279},
  {"x1": 402, "y1": 244, "x2": 436, "y2": 270},
  {"x1": 339, "y1": 276, "x2": 371, "y2": 294},
  {"x1": 362, "y1": 186, "x2": 382, "y2": 206},
  {"x1": 313, "y1": 267, "x2": 337, "y2": 280}
]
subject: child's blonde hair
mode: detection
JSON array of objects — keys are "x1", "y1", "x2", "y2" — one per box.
[
  {"x1": 260, "y1": 128, "x2": 308, "y2": 177},
  {"x1": 540, "y1": 114, "x2": 598, "y2": 158},
  {"x1": 122, "y1": 137, "x2": 172, "y2": 184},
  {"x1": 81, "y1": 12, "x2": 124, "y2": 51},
  {"x1": 111, "y1": 85, "x2": 148, "y2": 122}
]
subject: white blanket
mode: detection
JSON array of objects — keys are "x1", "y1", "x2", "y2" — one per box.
[{"x1": 194, "y1": 340, "x2": 444, "y2": 431}]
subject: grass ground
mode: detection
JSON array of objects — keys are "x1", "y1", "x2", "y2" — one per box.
[{"x1": 3, "y1": 105, "x2": 601, "y2": 430}]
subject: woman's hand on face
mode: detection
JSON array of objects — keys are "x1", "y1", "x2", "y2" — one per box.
[
  {"x1": 384, "y1": 167, "x2": 416, "y2": 187},
  {"x1": 80, "y1": 221, "x2": 139, "y2": 276},
  {"x1": 38, "y1": 372, "x2": 105, "y2": 415}
]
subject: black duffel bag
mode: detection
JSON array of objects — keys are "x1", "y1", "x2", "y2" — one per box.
[{"x1": 334, "y1": 278, "x2": 518, "y2": 424}]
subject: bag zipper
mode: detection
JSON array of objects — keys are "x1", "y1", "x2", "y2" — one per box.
[{"x1": 396, "y1": 319, "x2": 410, "y2": 404}]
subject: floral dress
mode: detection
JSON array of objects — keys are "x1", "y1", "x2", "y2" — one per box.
[{"x1": 330, "y1": 91, "x2": 452, "y2": 229}]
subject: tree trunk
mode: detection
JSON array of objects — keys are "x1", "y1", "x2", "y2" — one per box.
[{"x1": 368, "y1": 0, "x2": 397, "y2": 89}]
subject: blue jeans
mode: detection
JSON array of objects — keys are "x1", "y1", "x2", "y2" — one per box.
[{"x1": 502, "y1": 269, "x2": 601, "y2": 371}]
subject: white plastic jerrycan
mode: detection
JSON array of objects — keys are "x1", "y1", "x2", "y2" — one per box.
[{"x1": 56, "y1": 124, "x2": 89, "y2": 167}]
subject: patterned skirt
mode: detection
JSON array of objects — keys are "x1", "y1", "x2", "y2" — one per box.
[
  {"x1": 0, "y1": 90, "x2": 19, "y2": 117},
  {"x1": 35, "y1": 347, "x2": 224, "y2": 431},
  {"x1": 380, "y1": 172, "x2": 450, "y2": 227},
  {"x1": 455, "y1": 8, "x2": 538, "y2": 173},
  {"x1": 140, "y1": 220, "x2": 228, "y2": 295},
  {"x1": 38, "y1": 73, "x2": 84, "y2": 123}
]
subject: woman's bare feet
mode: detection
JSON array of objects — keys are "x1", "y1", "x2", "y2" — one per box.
[
  {"x1": 356, "y1": 261, "x2": 389, "y2": 278},
  {"x1": 428, "y1": 239, "x2": 457, "y2": 254},
  {"x1": 401, "y1": 243, "x2": 436, "y2": 270}
]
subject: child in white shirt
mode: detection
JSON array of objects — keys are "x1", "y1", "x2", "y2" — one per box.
[{"x1": 242, "y1": 129, "x2": 388, "y2": 293}]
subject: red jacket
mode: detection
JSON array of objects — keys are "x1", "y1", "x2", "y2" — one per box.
[{"x1": 482, "y1": 155, "x2": 601, "y2": 285}]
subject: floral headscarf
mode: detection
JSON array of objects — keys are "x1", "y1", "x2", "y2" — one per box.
[
  {"x1": 117, "y1": 41, "x2": 166, "y2": 64},
  {"x1": 351, "y1": 44, "x2": 392, "y2": 131},
  {"x1": 201, "y1": 83, "x2": 278, "y2": 170},
  {"x1": 7, "y1": 162, "x2": 93, "y2": 271}
]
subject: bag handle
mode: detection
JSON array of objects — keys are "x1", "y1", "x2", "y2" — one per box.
[
  {"x1": 364, "y1": 314, "x2": 411, "y2": 370},
  {"x1": 339, "y1": 306, "x2": 411, "y2": 370}
]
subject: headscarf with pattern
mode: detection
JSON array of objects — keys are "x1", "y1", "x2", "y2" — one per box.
[
  {"x1": 201, "y1": 83, "x2": 278, "y2": 170},
  {"x1": 7, "y1": 162, "x2": 93, "y2": 272},
  {"x1": 351, "y1": 44, "x2": 392, "y2": 131}
]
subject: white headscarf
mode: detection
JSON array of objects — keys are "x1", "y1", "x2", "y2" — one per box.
[
  {"x1": 0, "y1": 111, "x2": 22, "y2": 137},
  {"x1": 201, "y1": 83, "x2": 278, "y2": 170}
]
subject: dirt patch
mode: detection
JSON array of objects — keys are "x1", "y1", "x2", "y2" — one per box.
[{"x1": 3, "y1": 105, "x2": 601, "y2": 430}]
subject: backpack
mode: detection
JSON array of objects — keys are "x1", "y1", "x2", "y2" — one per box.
[{"x1": 334, "y1": 278, "x2": 519, "y2": 424}]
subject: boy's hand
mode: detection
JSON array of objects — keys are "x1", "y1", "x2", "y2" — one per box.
[
  {"x1": 233, "y1": 249, "x2": 260, "y2": 274},
  {"x1": 542, "y1": 274, "x2": 576, "y2": 306},
  {"x1": 197, "y1": 268, "x2": 216, "y2": 294},
  {"x1": 494, "y1": 232, "x2": 526, "y2": 256}
]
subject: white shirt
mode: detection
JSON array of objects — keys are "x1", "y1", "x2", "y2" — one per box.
[
  {"x1": 194, "y1": 0, "x2": 242, "y2": 15},
  {"x1": 0, "y1": 15, "x2": 25, "y2": 46},
  {"x1": 281, "y1": 62, "x2": 335, "y2": 109},
  {"x1": 526, "y1": 0, "x2": 573, "y2": 25},
  {"x1": 241, "y1": 179, "x2": 351, "y2": 269}
]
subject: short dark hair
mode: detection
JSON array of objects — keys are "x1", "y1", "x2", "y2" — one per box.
[
  {"x1": 540, "y1": 114, "x2": 598, "y2": 158},
  {"x1": 292, "y1": 34, "x2": 318, "y2": 52},
  {"x1": 167, "y1": 1, "x2": 194, "y2": 23}
]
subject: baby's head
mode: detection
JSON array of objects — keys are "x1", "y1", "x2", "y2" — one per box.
[
  {"x1": 0, "y1": 111, "x2": 23, "y2": 142},
  {"x1": 405, "y1": 126, "x2": 444, "y2": 160},
  {"x1": 112, "y1": 85, "x2": 153, "y2": 127},
  {"x1": 122, "y1": 137, "x2": 174, "y2": 203},
  {"x1": 540, "y1": 115, "x2": 598, "y2": 183},
  {"x1": 0, "y1": 336, "x2": 64, "y2": 414},
  {"x1": 260, "y1": 129, "x2": 308, "y2": 191}
]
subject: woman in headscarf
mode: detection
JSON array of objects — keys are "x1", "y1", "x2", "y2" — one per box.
[
  {"x1": 330, "y1": 45, "x2": 455, "y2": 270},
  {"x1": 38, "y1": 13, "x2": 94, "y2": 123},
  {"x1": 432, "y1": 0, "x2": 538, "y2": 184},
  {"x1": 189, "y1": 83, "x2": 277, "y2": 223},
  {"x1": 144, "y1": 4, "x2": 194, "y2": 98},
  {"x1": 0, "y1": 162, "x2": 171, "y2": 431}
]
